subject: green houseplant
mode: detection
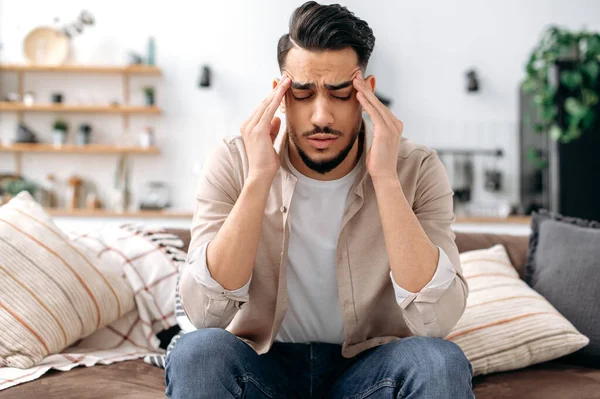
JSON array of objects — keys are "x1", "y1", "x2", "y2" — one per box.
[
  {"x1": 1, "y1": 177, "x2": 37, "y2": 198},
  {"x1": 52, "y1": 119, "x2": 69, "y2": 147},
  {"x1": 522, "y1": 26, "x2": 600, "y2": 149},
  {"x1": 143, "y1": 86, "x2": 155, "y2": 106}
]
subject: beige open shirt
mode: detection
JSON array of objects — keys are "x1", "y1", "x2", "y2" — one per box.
[{"x1": 179, "y1": 121, "x2": 468, "y2": 358}]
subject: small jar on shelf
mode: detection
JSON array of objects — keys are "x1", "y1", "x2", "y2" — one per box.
[
  {"x1": 138, "y1": 126, "x2": 155, "y2": 148},
  {"x1": 76, "y1": 123, "x2": 92, "y2": 146}
]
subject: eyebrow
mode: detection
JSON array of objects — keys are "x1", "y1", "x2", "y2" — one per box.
[{"x1": 291, "y1": 80, "x2": 353, "y2": 91}]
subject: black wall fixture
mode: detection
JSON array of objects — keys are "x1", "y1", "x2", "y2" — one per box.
[
  {"x1": 198, "y1": 65, "x2": 212, "y2": 88},
  {"x1": 465, "y1": 69, "x2": 480, "y2": 93}
]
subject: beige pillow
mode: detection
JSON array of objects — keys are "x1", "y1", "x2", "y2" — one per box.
[
  {"x1": 447, "y1": 244, "x2": 589, "y2": 376},
  {"x1": 0, "y1": 192, "x2": 135, "y2": 368}
]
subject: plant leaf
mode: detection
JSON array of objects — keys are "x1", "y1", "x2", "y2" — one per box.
[
  {"x1": 583, "y1": 60, "x2": 599, "y2": 83},
  {"x1": 549, "y1": 124, "x2": 563, "y2": 141},
  {"x1": 521, "y1": 78, "x2": 537, "y2": 92},
  {"x1": 526, "y1": 147, "x2": 548, "y2": 169},
  {"x1": 582, "y1": 112, "x2": 595, "y2": 130},
  {"x1": 560, "y1": 70, "x2": 583, "y2": 89},
  {"x1": 534, "y1": 122, "x2": 545, "y2": 133},
  {"x1": 565, "y1": 97, "x2": 585, "y2": 117}
]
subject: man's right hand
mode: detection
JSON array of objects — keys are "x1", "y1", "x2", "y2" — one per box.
[{"x1": 240, "y1": 75, "x2": 291, "y2": 182}]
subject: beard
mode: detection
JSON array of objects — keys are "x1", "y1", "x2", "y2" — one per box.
[{"x1": 288, "y1": 119, "x2": 364, "y2": 175}]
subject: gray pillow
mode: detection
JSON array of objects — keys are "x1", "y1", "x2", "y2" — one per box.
[{"x1": 525, "y1": 210, "x2": 600, "y2": 367}]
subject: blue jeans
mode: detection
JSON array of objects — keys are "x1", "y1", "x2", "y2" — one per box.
[{"x1": 165, "y1": 328, "x2": 474, "y2": 398}]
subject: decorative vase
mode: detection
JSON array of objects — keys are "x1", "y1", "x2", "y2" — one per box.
[
  {"x1": 138, "y1": 126, "x2": 154, "y2": 148},
  {"x1": 147, "y1": 37, "x2": 156, "y2": 66},
  {"x1": 144, "y1": 91, "x2": 155, "y2": 106},
  {"x1": 76, "y1": 124, "x2": 92, "y2": 145},
  {"x1": 52, "y1": 129, "x2": 67, "y2": 147}
]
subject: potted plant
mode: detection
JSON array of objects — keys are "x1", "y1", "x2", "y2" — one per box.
[
  {"x1": 1, "y1": 177, "x2": 37, "y2": 202},
  {"x1": 519, "y1": 26, "x2": 600, "y2": 219},
  {"x1": 522, "y1": 26, "x2": 600, "y2": 146},
  {"x1": 143, "y1": 86, "x2": 155, "y2": 106},
  {"x1": 76, "y1": 123, "x2": 92, "y2": 146},
  {"x1": 52, "y1": 119, "x2": 69, "y2": 147}
]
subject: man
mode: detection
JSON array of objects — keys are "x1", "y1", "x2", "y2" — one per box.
[{"x1": 167, "y1": 2, "x2": 473, "y2": 398}]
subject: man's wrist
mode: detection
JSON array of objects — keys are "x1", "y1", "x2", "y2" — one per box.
[
  {"x1": 371, "y1": 175, "x2": 401, "y2": 190},
  {"x1": 245, "y1": 173, "x2": 276, "y2": 190}
]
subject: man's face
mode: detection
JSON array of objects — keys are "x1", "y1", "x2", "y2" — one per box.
[{"x1": 279, "y1": 47, "x2": 375, "y2": 175}]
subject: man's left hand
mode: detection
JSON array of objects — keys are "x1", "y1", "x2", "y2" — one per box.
[{"x1": 353, "y1": 70, "x2": 403, "y2": 182}]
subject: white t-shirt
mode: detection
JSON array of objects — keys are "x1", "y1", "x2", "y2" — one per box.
[{"x1": 273, "y1": 147, "x2": 363, "y2": 344}]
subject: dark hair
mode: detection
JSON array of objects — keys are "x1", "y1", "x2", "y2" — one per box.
[{"x1": 277, "y1": 1, "x2": 375, "y2": 71}]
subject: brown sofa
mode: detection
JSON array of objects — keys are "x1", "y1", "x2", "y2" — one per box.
[{"x1": 3, "y1": 230, "x2": 599, "y2": 399}]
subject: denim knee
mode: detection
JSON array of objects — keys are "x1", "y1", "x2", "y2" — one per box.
[
  {"x1": 404, "y1": 337, "x2": 471, "y2": 375},
  {"x1": 166, "y1": 328, "x2": 240, "y2": 372},
  {"x1": 397, "y1": 336, "x2": 473, "y2": 398}
]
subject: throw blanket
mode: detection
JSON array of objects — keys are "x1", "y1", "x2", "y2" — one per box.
[
  {"x1": 0, "y1": 224, "x2": 186, "y2": 391},
  {"x1": 144, "y1": 276, "x2": 195, "y2": 368}
]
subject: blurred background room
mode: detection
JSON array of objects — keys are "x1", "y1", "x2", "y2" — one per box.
[{"x1": 0, "y1": 0, "x2": 599, "y2": 235}]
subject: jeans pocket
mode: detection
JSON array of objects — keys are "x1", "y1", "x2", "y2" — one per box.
[{"x1": 236, "y1": 374, "x2": 279, "y2": 399}]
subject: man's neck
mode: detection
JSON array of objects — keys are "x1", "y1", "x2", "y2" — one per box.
[{"x1": 287, "y1": 129, "x2": 364, "y2": 181}]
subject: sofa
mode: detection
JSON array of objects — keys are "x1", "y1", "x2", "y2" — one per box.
[{"x1": 2, "y1": 229, "x2": 599, "y2": 399}]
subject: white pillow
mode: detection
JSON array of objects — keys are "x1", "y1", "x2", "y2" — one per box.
[
  {"x1": 0, "y1": 192, "x2": 135, "y2": 368},
  {"x1": 69, "y1": 223, "x2": 187, "y2": 345},
  {"x1": 447, "y1": 244, "x2": 589, "y2": 376}
]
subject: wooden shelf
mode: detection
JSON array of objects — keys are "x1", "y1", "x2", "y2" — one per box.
[
  {"x1": 0, "y1": 64, "x2": 161, "y2": 75},
  {"x1": 46, "y1": 209, "x2": 193, "y2": 219},
  {"x1": 455, "y1": 216, "x2": 532, "y2": 225},
  {"x1": 0, "y1": 102, "x2": 161, "y2": 114},
  {"x1": 0, "y1": 143, "x2": 159, "y2": 154}
]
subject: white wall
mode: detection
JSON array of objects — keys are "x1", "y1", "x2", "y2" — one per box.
[{"x1": 1, "y1": 0, "x2": 599, "y2": 211}]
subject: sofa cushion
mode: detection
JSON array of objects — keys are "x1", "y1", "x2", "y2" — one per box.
[
  {"x1": 447, "y1": 244, "x2": 589, "y2": 376},
  {"x1": 70, "y1": 224, "x2": 187, "y2": 347},
  {"x1": 472, "y1": 360, "x2": 600, "y2": 399},
  {"x1": 525, "y1": 210, "x2": 600, "y2": 367},
  {"x1": 0, "y1": 360, "x2": 166, "y2": 399},
  {"x1": 0, "y1": 192, "x2": 135, "y2": 369}
]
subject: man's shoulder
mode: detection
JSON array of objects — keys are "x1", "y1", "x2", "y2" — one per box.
[
  {"x1": 209, "y1": 135, "x2": 247, "y2": 163},
  {"x1": 397, "y1": 137, "x2": 437, "y2": 163},
  {"x1": 219, "y1": 134, "x2": 245, "y2": 152}
]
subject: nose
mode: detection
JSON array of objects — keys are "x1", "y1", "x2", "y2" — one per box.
[{"x1": 310, "y1": 96, "x2": 334, "y2": 128}]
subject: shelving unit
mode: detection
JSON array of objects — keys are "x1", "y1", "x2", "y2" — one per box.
[
  {"x1": 46, "y1": 209, "x2": 193, "y2": 219},
  {"x1": 0, "y1": 102, "x2": 161, "y2": 114},
  {"x1": 0, "y1": 63, "x2": 166, "y2": 217},
  {"x1": 0, "y1": 143, "x2": 159, "y2": 154},
  {"x1": 0, "y1": 64, "x2": 161, "y2": 74}
]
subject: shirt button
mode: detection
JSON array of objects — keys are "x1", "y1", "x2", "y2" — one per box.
[{"x1": 280, "y1": 206, "x2": 287, "y2": 213}]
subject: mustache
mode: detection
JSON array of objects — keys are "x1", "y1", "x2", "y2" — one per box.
[{"x1": 302, "y1": 126, "x2": 344, "y2": 138}]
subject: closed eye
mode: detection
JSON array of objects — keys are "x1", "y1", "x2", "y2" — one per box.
[
  {"x1": 293, "y1": 94, "x2": 313, "y2": 101},
  {"x1": 334, "y1": 94, "x2": 352, "y2": 101},
  {"x1": 293, "y1": 94, "x2": 352, "y2": 101}
]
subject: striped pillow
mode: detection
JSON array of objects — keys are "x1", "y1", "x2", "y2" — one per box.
[
  {"x1": 0, "y1": 192, "x2": 135, "y2": 369},
  {"x1": 447, "y1": 244, "x2": 589, "y2": 376}
]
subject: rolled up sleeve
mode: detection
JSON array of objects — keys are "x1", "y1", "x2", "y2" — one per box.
[
  {"x1": 390, "y1": 247, "x2": 460, "y2": 337},
  {"x1": 396, "y1": 151, "x2": 469, "y2": 338},
  {"x1": 189, "y1": 242, "x2": 252, "y2": 297},
  {"x1": 179, "y1": 138, "x2": 250, "y2": 329}
]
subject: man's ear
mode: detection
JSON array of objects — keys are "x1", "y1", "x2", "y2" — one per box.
[
  {"x1": 365, "y1": 74, "x2": 376, "y2": 94},
  {"x1": 273, "y1": 78, "x2": 286, "y2": 113}
]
